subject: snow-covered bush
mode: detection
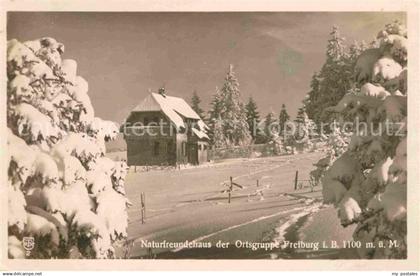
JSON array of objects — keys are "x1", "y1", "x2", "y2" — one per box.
[
  {"x1": 319, "y1": 21, "x2": 407, "y2": 258},
  {"x1": 266, "y1": 132, "x2": 284, "y2": 155},
  {"x1": 7, "y1": 37, "x2": 129, "y2": 259},
  {"x1": 293, "y1": 108, "x2": 317, "y2": 152},
  {"x1": 309, "y1": 124, "x2": 351, "y2": 185}
]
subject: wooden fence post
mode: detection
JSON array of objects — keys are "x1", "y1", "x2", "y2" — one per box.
[
  {"x1": 294, "y1": 170, "x2": 299, "y2": 190},
  {"x1": 228, "y1": 176, "x2": 233, "y2": 203},
  {"x1": 141, "y1": 192, "x2": 146, "y2": 224},
  {"x1": 257, "y1": 179, "x2": 259, "y2": 187},
  {"x1": 134, "y1": 166, "x2": 137, "y2": 173},
  {"x1": 143, "y1": 193, "x2": 146, "y2": 219}
]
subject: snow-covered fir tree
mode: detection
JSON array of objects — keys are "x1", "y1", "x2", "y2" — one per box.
[
  {"x1": 319, "y1": 21, "x2": 407, "y2": 259},
  {"x1": 190, "y1": 90, "x2": 205, "y2": 120},
  {"x1": 7, "y1": 37, "x2": 129, "y2": 259},
  {"x1": 207, "y1": 86, "x2": 223, "y2": 147},
  {"x1": 294, "y1": 106, "x2": 306, "y2": 125},
  {"x1": 262, "y1": 111, "x2": 284, "y2": 154},
  {"x1": 294, "y1": 106, "x2": 317, "y2": 146},
  {"x1": 214, "y1": 64, "x2": 251, "y2": 147},
  {"x1": 282, "y1": 119, "x2": 298, "y2": 155},
  {"x1": 212, "y1": 115, "x2": 226, "y2": 149},
  {"x1": 263, "y1": 111, "x2": 278, "y2": 142},
  {"x1": 303, "y1": 72, "x2": 321, "y2": 123},
  {"x1": 304, "y1": 26, "x2": 355, "y2": 129},
  {"x1": 347, "y1": 41, "x2": 369, "y2": 68}
]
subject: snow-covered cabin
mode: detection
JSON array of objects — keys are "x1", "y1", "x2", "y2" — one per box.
[{"x1": 122, "y1": 88, "x2": 209, "y2": 166}]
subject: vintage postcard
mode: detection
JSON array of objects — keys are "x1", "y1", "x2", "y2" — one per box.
[{"x1": 0, "y1": 0, "x2": 419, "y2": 272}]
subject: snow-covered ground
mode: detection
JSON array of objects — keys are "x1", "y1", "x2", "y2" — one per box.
[
  {"x1": 121, "y1": 152, "x2": 356, "y2": 259},
  {"x1": 270, "y1": 191, "x2": 357, "y2": 259}
]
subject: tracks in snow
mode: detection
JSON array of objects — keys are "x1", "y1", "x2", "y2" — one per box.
[{"x1": 172, "y1": 193, "x2": 324, "y2": 253}]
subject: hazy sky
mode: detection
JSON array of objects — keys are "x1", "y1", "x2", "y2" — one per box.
[{"x1": 8, "y1": 12, "x2": 405, "y2": 123}]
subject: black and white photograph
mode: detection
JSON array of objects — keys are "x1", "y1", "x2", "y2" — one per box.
[{"x1": 1, "y1": 2, "x2": 419, "y2": 272}]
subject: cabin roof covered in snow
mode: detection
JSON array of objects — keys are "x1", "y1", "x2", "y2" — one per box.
[{"x1": 131, "y1": 93, "x2": 208, "y2": 135}]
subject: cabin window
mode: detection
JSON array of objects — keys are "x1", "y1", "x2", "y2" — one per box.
[
  {"x1": 204, "y1": 145, "x2": 208, "y2": 150},
  {"x1": 153, "y1": 141, "x2": 160, "y2": 156}
]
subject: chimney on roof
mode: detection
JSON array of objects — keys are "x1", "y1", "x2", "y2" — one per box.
[{"x1": 158, "y1": 87, "x2": 166, "y2": 97}]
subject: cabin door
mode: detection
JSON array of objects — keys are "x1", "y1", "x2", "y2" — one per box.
[{"x1": 187, "y1": 143, "x2": 198, "y2": 165}]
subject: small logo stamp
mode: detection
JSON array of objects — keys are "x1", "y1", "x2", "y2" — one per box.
[{"x1": 22, "y1": 236, "x2": 35, "y2": 256}]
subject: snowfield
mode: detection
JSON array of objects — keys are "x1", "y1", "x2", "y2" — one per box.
[{"x1": 121, "y1": 152, "x2": 357, "y2": 259}]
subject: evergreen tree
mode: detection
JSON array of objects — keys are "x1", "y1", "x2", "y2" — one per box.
[
  {"x1": 294, "y1": 106, "x2": 306, "y2": 125},
  {"x1": 303, "y1": 72, "x2": 321, "y2": 124},
  {"x1": 217, "y1": 64, "x2": 251, "y2": 146},
  {"x1": 304, "y1": 26, "x2": 354, "y2": 130},
  {"x1": 344, "y1": 40, "x2": 369, "y2": 91},
  {"x1": 318, "y1": 21, "x2": 408, "y2": 258},
  {"x1": 191, "y1": 90, "x2": 205, "y2": 119},
  {"x1": 245, "y1": 97, "x2": 262, "y2": 142},
  {"x1": 7, "y1": 37, "x2": 128, "y2": 259},
  {"x1": 212, "y1": 115, "x2": 226, "y2": 149},
  {"x1": 326, "y1": 26, "x2": 346, "y2": 61},
  {"x1": 347, "y1": 41, "x2": 368, "y2": 65},
  {"x1": 278, "y1": 104, "x2": 290, "y2": 134},
  {"x1": 294, "y1": 106, "x2": 317, "y2": 140},
  {"x1": 294, "y1": 106, "x2": 307, "y2": 140},
  {"x1": 207, "y1": 87, "x2": 223, "y2": 146},
  {"x1": 264, "y1": 111, "x2": 278, "y2": 141}
]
